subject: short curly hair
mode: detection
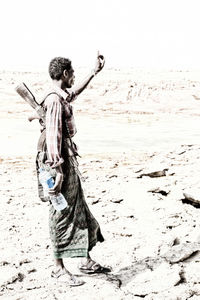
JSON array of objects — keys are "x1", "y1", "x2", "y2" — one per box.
[{"x1": 49, "y1": 57, "x2": 72, "y2": 80}]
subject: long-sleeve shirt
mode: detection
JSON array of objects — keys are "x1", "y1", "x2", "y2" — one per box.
[{"x1": 44, "y1": 86, "x2": 77, "y2": 168}]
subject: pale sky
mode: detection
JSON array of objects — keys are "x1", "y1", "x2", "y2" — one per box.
[{"x1": 1, "y1": 0, "x2": 200, "y2": 70}]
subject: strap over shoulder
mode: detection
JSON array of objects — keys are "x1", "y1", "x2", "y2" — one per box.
[
  {"x1": 37, "y1": 128, "x2": 46, "y2": 152},
  {"x1": 40, "y1": 92, "x2": 63, "y2": 106}
]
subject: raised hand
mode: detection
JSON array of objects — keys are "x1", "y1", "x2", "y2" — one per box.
[{"x1": 94, "y1": 51, "x2": 105, "y2": 75}]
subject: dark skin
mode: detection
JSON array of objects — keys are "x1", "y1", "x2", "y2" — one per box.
[
  {"x1": 30, "y1": 53, "x2": 105, "y2": 284},
  {"x1": 52, "y1": 53, "x2": 105, "y2": 282},
  {"x1": 29, "y1": 52, "x2": 105, "y2": 196},
  {"x1": 49, "y1": 52, "x2": 105, "y2": 196}
]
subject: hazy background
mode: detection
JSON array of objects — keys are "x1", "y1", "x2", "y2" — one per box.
[{"x1": 1, "y1": 0, "x2": 200, "y2": 71}]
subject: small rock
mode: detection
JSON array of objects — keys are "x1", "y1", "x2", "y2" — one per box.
[
  {"x1": 183, "y1": 191, "x2": 200, "y2": 207},
  {"x1": 120, "y1": 233, "x2": 132, "y2": 237},
  {"x1": 109, "y1": 175, "x2": 118, "y2": 178},
  {"x1": 148, "y1": 187, "x2": 170, "y2": 196},
  {"x1": 137, "y1": 169, "x2": 168, "y2": 178},
  {"x1": 0, "y1": 261, "x2": 9, "y2": 266},
  {"x1": 135, "y1": 168, "x2": 144, "y2": 173},
  {"x1": 110, "y1": 199, "x2": 123, "y2": 204},
  {"x1": 172, "y1": 237, "x2": 181, "y2": 246},
  {"x1": 26, "y1": 284, "x2": 41, "y2": 290},
  {"x1": 19, "y1": 258, "x2": 31, "y2": 266},
  {"x1": 0, "y1": 272, "x2": 25, "y2": 288},
  {"x1": 163, "y1": 242, "x2": 200, "y2": 263},
  {"x1": 192, "y1": 94, "x2": 200, "y2": 100},
  {"x1": 27, "y1": 268, "x2": 37, "y2": 274},
  {"x1": 92, "y1": 199, "x2": 100, "y2": 205}
]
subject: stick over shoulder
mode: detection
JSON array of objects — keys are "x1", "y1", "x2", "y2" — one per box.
[{"x1": 15, "y1": 83, "x2": 46, "y2": 122}]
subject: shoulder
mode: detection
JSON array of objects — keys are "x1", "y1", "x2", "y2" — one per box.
[{"x1": 44, "y1": 92, "x2": 63, "y2": 107}]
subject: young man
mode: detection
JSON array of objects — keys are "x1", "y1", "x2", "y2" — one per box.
[{"x1": 36, "y1": 54, "x2": 110, "y2": 286}]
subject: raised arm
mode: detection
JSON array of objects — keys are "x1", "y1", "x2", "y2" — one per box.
[{"x1": 72, "y1": 52, "x2": 105, "y2": 97}]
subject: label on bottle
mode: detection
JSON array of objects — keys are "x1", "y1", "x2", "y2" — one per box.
[{"x1": 50, "y1": 194, "x2": 68, "y2": 211}]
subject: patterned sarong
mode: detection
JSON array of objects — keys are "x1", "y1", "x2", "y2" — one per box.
[{"x1": 36, "y1": 138, "x2": 104, "y2": 258}]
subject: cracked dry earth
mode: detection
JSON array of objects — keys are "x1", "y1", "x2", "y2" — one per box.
[
  {"x1": 1, "y1": 146, "x2": 200, "y2": 300},
  {"x1": 1, "y1": 69, "x2": 200, "y2": 299}
]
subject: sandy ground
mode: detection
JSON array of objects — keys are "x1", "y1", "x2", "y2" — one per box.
[{"x1": 1, "y1": 68, "x2": 200, "y2": 299}]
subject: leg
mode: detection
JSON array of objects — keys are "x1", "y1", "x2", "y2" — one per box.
[
  {"x1": 52, "y1": 258, "x2": 70, "y2": 277},
  {"x1": 81, "y1": 252, "x2": 91, "y2": 265},
  {"x1": 55, "y1": 258, "x2": 65, "y2": 270}
]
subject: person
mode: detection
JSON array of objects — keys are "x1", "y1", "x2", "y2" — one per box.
[{"x1": 35, "y1": 53, "x2": 110, "y2": 286}]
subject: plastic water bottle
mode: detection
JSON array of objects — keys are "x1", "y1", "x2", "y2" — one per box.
[
  {"x1": 38, "y1": 168, "x2": 50, "y2": 199},
  {"x1": 39, "y1": 168, "x2": 68, "y2": 211}
]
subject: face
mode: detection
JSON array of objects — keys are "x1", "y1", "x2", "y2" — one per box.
[{"x1": 63, "y1": 67, "x2": 75, "y2": 88}]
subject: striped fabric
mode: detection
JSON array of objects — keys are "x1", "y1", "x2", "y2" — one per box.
[{"x1": 44, "y1": 87, "x2": 77, "y2": 168}]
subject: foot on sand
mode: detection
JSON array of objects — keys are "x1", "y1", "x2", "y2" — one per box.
[
  {"x1": 51, "y1": 267, "x2": 85, "y2": 286},
  {"x1": 79, "y1": 258, "x2": 111, "y2": 274}
]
